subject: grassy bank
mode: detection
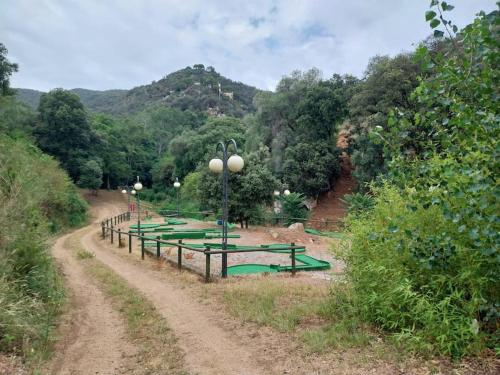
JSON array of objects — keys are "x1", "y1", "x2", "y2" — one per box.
[{"x1": 0, "y1": 136, "x2": 88, "y2": 369}]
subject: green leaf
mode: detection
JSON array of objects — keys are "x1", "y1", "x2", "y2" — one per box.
[
  {"x1": 430, "y1": 19, "x2": 441, "y2": 28},
  {"x1": 442, "y1": 2, "x2": 454, "y2": 11},
  {"x1": 425, "y1": 10, "x2": 437, "y2": 21},
  {"x1": 434, "y1": 30, "x2": 445, "y2": 38}
]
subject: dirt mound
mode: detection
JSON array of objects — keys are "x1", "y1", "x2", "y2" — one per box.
[{"x1": 309, "y1": 135, "x2": 356, "y2": 230}]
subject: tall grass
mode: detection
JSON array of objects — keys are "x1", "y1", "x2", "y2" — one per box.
[{"x1": 0, "y1": 135, "x2": 87, "y2": 363}]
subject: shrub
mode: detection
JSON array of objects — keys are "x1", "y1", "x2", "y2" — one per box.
[
  {"x1": 343, "y1": 184, "x2": 496, "y2": 357},
  {"x1": 0, "y1": 135, "x2": 86, "y2": 359},
  {"x1": 281, "y1": 192, "x2": 309, "y2": 226},
  {"x1": 341, "y1": 192, "x2": 374, "y2": 215}
]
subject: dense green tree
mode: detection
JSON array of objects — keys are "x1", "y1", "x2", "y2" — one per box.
[
  {"x1": 0, "y1": 96, "x2": 36, "y2": 137},
  {"x1": 169, "y1": 117, "x2": 246, "y2": 178},
  {"x1": 283, "y1": 141, "x2": 340, "y2": 198},
  {"x1": 347, "y1": 54, "x2": 421, "y2": 189},
  {"x1": 78, "y1": 159, "x2": 103, "y2": 193},
  {"x1": 0, "y1": 43, "x2": 18, "y2": 96},
  {"x1": 134, "y1": 106, "x2": 205, "y2": 157},
  {"x1": 90, "y1": 114, "x2": 133, "y2": 189},
  {"x1": 249, "y1": 69, "x2": 354, "y2": 197},
  {"x1": 35, "y1": 89, "x2": 93, "y2": 180},
  {"x1": 151, "y1": 155, "x2": 175, "y2": 189}
]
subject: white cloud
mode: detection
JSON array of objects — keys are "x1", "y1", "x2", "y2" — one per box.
[{"x1": 1, "y1": 0, "x2": 496, "y2": 91}]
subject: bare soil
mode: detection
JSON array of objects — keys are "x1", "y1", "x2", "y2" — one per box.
[
  {"x1": 46, "y1": 211, "x2": 137, "y2": 374},
  {"x1": 309, "y1": 152, "x2": 356, "y2": 230}
]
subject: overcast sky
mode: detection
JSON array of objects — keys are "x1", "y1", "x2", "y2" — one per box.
[{"x1": 1, "y1": 0, "x2": 496, "y2": 92}]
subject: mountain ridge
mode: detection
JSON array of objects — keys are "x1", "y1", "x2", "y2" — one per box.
[{"x1": 15, "y1": 64, "x2": 260, "y2": 117}]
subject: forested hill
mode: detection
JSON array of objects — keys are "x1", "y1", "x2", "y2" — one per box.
[{"x1": 15, "y1": 64, "x2": 259, "y2": 117}]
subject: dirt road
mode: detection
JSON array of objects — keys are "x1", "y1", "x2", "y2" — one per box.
[
  {"x1": 48, "y1": 191, "x2": 272, "y2": 375},
  {"x1": 47, "y1": 209, "x2": 136, "y2": 374}
]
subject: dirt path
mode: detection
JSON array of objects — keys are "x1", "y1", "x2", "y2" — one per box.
[
  {"x1": 47, "y1": 221, "x2": 136, "y2": 374},
  {"x1": 49, "y1": 191, "x2": 271, "y2": 375},
  {"x1": 80, "y1": 201, "x2": 269, "y2": 374}
]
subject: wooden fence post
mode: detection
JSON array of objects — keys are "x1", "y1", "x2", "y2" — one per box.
[
  {"x1": 156, "y1": 236, "x2": 161, "y2": 258},
  {"x1": 205, "y1": 247, "x2": 211, "y2": 283},
  {"x1": 177, "y1": 240, "x2": 182, "y2": 270},
  {"x1": 111, "y1": 228, "x2": 114, "y2": 244},
  {"x1": 291, "y1": 242, "x2": 296, "y2": 276},
  {"x1": 141, "y1": 236, "x2": 145, "y2": 260},
  {"x1": 128, "y1": 231, "x2": 132, "y2": 253}
]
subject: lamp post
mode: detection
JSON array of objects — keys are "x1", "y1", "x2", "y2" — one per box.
[
  {"x1": 121, "y1": 186, "x2": 132, "y2": 215},
  {"x1": 133, "y1": 176, "x2": 143, "y2": 232},
  {"x1": 209, "y1": 139, "x2": 244, "y2": 278},
  {"x1": 273, "y1": 187, "x2": 291, "y2": 224},
  {"x1": 173, "y1": 177, "x2": 181, "y2": 217}
]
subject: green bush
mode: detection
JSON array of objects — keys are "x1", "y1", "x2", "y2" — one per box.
[
  {"x1": 0, "y1": 135, "x2": 87, "y2": 359},
  {"x1": 343, "y1": 184, "x2": 495, "y2": 357},
  {"x1": 281, "y1": 192, "x2": 309, "y2": 226},
  {"x1": 339, "y1": 5, "x2": 499, "y2": 358},
  {"x1": 341, "y1": 192, "x2": 374, "y2": 215}
]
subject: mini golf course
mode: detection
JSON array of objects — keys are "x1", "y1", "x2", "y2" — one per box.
[
  {"x1": 130, "y1": 222, "x2": 330, "y2": 276},
  {"x1": 147, "y1": 241, "x2": 331, "y2": 275}
]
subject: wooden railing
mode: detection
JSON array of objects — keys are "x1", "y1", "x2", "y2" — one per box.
[{"x1": 100, "y1": 212, "x2": 303, "y2": 282}]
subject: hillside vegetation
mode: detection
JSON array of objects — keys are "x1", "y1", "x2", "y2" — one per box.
[
  {"x1": 15, "y1": 64, "x2": 258, "y2": 117},
  {"x1": 0, "y1": 44, "x2": 88, "y2": 365},
  {"x1": 0, "y1": 135, "x2": 87, "y2": 362}
]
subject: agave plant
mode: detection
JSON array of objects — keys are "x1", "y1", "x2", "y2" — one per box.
[{"x1": 280, "y1": 192, "x2": 309, "y2": 226}]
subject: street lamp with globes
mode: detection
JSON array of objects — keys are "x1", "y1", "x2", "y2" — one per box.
[
  {"x1": 121, "y1": 187, "x2": 131, "y2": 218},
  {"x1": 273, "y1": 187, "x2": 291, "y2": 224},
  {"x1": 209, "y1": 139, "x2": 244, "y2": 278},
  {"x1": 173, "y1": 177, "x2": 181, "y2": 216},
  {"x1": 133, "y1": 177, "x2": 143, "y2": 232}
]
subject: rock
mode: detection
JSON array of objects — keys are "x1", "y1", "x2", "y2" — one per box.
[
  {"x1": 269, "y1": 230, "x2": 280, "y2": 239},
  {"x1": 287, "y1": 222, "x2": 304, "y2": 231}
]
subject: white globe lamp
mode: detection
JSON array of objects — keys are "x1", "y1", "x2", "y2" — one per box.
[
  {"x1": 284, "y1": 189, "x2": 291, "y2": 196},
  {"x1": 174, "y1": 181, "x2": 181, "y2": 188},
  {"x1": 227, "y1": 154, "x2": 244, "y2": 173},
  {"x1": 274, "y1": 190, "x2": 280, "y2": 196},
  {"x1": 209, "y1": 158, "x2": 223, "y2": 173},
  {"x1": 131, "y1": 190, "x2": 136, "y2": 195},
  {"x1": 134, "y1": 181, "x2": 142, "y2": 191},
  {"x1": 121, "y1": 189, "x2": 126, "y2": 194}
]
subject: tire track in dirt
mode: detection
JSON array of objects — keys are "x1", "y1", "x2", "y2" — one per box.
[{"x1": 47, "y1": 226, "x2": 136, "y2": 375}]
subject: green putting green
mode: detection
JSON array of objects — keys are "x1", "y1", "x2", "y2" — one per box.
[
  {"x1": 129, "y1": 223, "x2": 161, "y2": 229},
  {"x1": 159, "y1": 232, "x2": 241, "y2": 240},
  {"x1": 226, "y1": 254, "x2": 331, "y2": 275},
  {"x1": 164, "y1": 218, "x2": 188, "y2": 225},
  {"x1": 227, "y1": 264, "x2": 278, "y2": 275}
]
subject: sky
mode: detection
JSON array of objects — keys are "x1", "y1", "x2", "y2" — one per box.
[{"x1": 1, "y1": 0, "x2": 496, "y2": 92}]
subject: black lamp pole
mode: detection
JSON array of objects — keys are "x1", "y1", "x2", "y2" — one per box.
[{"x1": 216, "y1": 139, "x2": 238, "y2": 278}]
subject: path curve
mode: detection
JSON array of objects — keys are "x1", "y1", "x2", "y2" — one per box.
[{"x1": 47, "y1": 217, "x2": 136, "y2": 374}]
